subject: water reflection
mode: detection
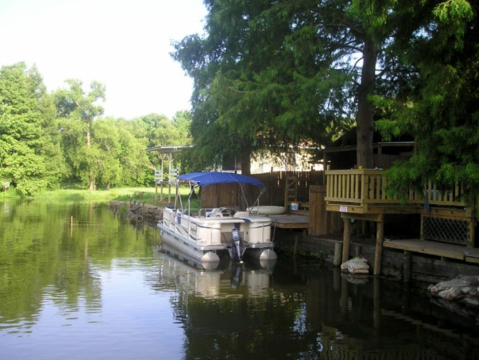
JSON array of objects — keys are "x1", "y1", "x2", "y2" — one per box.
[
  {"x1": 1, "y1": 202, "x2": 479, "y2": 360},
  {"x1": 151, "y1": 246, "x2": 479, "y2": 360},
  {"x1": 154, "y1": 244, "x2": 274, "y2": 299}
]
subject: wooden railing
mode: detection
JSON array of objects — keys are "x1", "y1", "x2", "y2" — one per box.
[{"x1": 325, "y1": 170, "x2": 467, "y2": 208}]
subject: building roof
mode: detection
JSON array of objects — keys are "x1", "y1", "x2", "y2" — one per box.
[{"x1": 146, "y1": 145, "x2": 193, "y2": 154}]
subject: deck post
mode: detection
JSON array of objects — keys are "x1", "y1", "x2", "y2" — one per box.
[
  {"x1": 468, "y1": 218, "x2": 476, "y2": 248},
  {"x1": 374, "y1": 216, "x2": 384, "y2": 276},
  {"x1": 333, "y1": 241, "x2": 342, "y2": 266},
  {"x1": 342, "y1": 219, "x2": 351, "y2": 264},
  {"x1": 293, "y1": 234, "x2": 299, "y2": 255},
  {"x1": 309, "y1": 185, "x2": 327, "y2": 236}
]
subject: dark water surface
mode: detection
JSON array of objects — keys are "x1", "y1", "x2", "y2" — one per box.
[{"x1": 1, "y1": 202, "x2": 478, "y2": 360}]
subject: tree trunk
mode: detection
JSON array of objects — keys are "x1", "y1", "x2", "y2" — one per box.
[
  {"x1": 240, "y1": 143, "x2": 252, "y2": 175},
  {"x1": 87, "y1": 122, "x2": 91, "y2": 148},
  {"x1": 88, "y1": 170, "x2": 95, "y2": 190},
  {"x1": 356, "y1": 38, "x2": 378, "y2": 169},
  {"x1": 87, "y1": 121, "x2": 94, "y2": 190}
]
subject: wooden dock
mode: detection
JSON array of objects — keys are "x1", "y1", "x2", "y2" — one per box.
[
  {"x1": 384, "y1": 239, "x2": 479, "y2": 264},
  {"x1": 269, "y1": 214, "x2": 309, "y2": 230}
]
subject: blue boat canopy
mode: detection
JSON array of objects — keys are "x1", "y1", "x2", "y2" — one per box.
[{"x1": 179, "y1": 172, "x2": 265, "y2": 188}]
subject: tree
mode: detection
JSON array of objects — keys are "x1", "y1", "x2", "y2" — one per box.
[
  {"x1": 131, "y1": 113, "x2": 192, "y2": 176},
  {"x1": 133, "y1": 113, "x2": 187, "y2": 149},
  {"x1": 173, "y1": 0, "x2": 409, "y2": 172},
  {"x1": 172, "y1": 110, "x2": 193, "y2": 145},
  {"x1": 116, "y1": 118, "x2": 151, "y2": 186},
  {"x1": 0, "y1": 63, "x2": 62, "y2": 195},
  {"x1": 173, "y1": 0, "x2": 307, "y2": 174},
  {"x1": 55, "y1": 80, "x2": 105, "y2": 190},
  {"x1": 89, "y1": 118, "x2": 122, "y2": 189},
  {"x1": 370, "y1": 0, "x2": 478, "y2": 202}
]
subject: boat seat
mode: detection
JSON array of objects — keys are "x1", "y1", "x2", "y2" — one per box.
[
  {"x1": 234, "y1": 211, "x2": 250, "y2": 218},
  {"x1": 206, "y1": 208, "x2": 223, "y2": 218},
  {"x1": 206, "y1": 207, "x2": 237, "y2": 218}
]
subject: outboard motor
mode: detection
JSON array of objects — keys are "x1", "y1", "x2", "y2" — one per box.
[
  {"x1": 230, "y1": 264, "x2": 243, "y2": 290},
  {"x1": 231, "y1": 227, "x2": 243, "y2": 263}
]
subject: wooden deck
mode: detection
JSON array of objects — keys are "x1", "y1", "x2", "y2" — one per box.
[
  {"x1": 269, "y1": 214, "x2": 309, "y2": 230},
  {"x1": 325, "y1": 169, "x2": 472, "y2": 215},
  {"x1": 323, "y1": 169, "x2": 477, "y2": 274},
  {"x1": 384, "y1": 239, "x2": 479, "y2": 264}
]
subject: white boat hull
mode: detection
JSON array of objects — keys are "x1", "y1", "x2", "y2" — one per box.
[
  {"x1": 159, "y1": 226, "x2": 223, "y2": 264},
  {"x1": 158, "y1": 207, "x2": 277, "y2": 265}
]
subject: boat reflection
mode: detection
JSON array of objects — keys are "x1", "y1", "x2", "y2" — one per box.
[{"x1": 153, "y1": 244, "x2": 275, "y2": 299}]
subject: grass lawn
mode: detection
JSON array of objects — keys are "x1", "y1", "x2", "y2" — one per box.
[{"x1": 2, "y1": 185, "x2": 197, "y2": 207}]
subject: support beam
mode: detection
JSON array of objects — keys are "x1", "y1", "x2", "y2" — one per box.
[
  {"x1": 469, "y1": 218, "x2": 476, "y2": 248},
  {"x1": 342, "y1": 219, "x2": 351, "y2": 264},
  {"x1": 374, "y1": 219, "x2": 384, "y2": 275},
  {"x1": 333, "y1": 242, "x2": 342, "y2": 266}
]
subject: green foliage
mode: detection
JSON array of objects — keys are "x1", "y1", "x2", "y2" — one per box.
[
  {"x1": 374, "y1": 0, "x2": 479, "y2": 204},
  {"x1": 118, "y1": 204, "x2": 129, "y2": 217},
  {"x1": 173, "y1": 0, "x2": 414, "y2": 171},
  {"x1": 4, "y1": 0, "x2": 478, "y2": 203},
  {"x1": 0, "y1": 63, "x2": 60, "y2": 196},
  {"x1": 132, "y1": 112, "x2": 192, "y2": 175},
  {"x1": 55, "y1": 79, "x2": 106, "y2": 189},
  {"x1": 0, "y1": 62, "x2": 191, "y2": 196}
]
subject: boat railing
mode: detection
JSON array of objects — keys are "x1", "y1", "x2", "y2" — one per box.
[
  {"x1": 197, "y1": 207, "x2": 239, "y2": 218},
  {"x1": 198, "y1": 208, "x2": 213, "y2": 218}
]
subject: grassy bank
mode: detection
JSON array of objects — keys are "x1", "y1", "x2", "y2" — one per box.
[{"x1": 2, "y1": 186, "x2": 197, "y2": 207}]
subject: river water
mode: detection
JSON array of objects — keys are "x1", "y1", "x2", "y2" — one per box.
[{"x1": 1, "y1": 202, "x2": 478, "y2": 360}]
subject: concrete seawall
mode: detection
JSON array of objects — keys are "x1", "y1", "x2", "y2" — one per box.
[{"x1": 273, "y1": 229, "x2": 479, "y2": 284}]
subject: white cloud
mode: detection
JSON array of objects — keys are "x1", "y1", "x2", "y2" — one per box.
[{"x1": 0, "y1": 0, "x2": 207, "y2": 119}]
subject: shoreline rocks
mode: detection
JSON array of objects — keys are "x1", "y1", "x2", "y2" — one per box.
[
  {"x1": 428, "y1": 276, "x2": 479, "y2": 305},
  {"x1": 109, "y1": 201, "x2": 163, "y2": 224},
  {"x1": 341, "y1": 257, "x2": 370, "y2": 274}
]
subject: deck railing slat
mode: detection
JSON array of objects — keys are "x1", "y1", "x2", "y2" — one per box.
[{"x1": 324, "y1": 170, "x2": 467, "y2": 208}]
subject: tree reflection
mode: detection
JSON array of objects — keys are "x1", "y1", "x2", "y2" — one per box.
[{"x1": 0, "y1": 202, "x2": 155, "y2": 333}]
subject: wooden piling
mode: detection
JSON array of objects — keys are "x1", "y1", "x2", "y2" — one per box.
[
  {"x1": 374, "y1": 219, "x2": 384, "y2": 276},
  {"x1": 309, "y1": 185, "x2": 327, "y2": 236},
  {"x1": 333, "y1": 242, "x2": 342, "y2": 266},
  {"x1": 342, "y1": 219, "x2": 351, "y2": 264}
]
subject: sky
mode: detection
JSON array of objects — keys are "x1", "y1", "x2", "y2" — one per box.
[{"x1": 0, "y1": 0, "x2": 207, "y2": 119}]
